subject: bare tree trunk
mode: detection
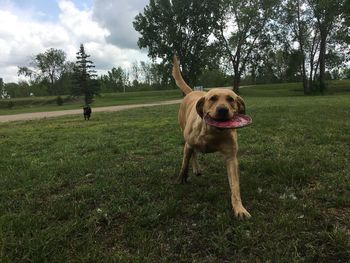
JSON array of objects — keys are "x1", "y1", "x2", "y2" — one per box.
[
  {"x1": 309, "y1": 31, "x2": 319, "y2": 92},
  {"x1": 233, "y1": 49, "x2": 241, "y2": 94},
  {"x1": 309, "y1": 62, "x2": 314, "y2": 91},
  {"x1": 314, "y1": 59, "x2": 320, "y2": 82},
  {"x1": 49, "y1": 74, "x2": 55, "y2": 95},
  {"x1": 318, "y1": 30, "x2": 327, "y2": 93},
  {"x1": 233, "y1": 73, "x2": 240, "y2": 94},
  {"x1": 251, "y1": 63, "x2": 256, "y2": 85},
  {"x1": 297, "y1": 0, "x2": 310, "y2": 95},
  {"x1": 301, "y1": 55, "x2": 309, "y2": 94}
]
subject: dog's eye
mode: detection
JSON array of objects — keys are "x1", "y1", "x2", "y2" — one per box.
[
  {"x1": 209, "y1": 96, "x2": 218, "y2": 101},
  {"x1": 227, "y1": 97, "x2": 234, "y2": 102}
]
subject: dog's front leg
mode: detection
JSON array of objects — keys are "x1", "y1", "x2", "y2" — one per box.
[
  {"x1": 226, "y1": 156, "x2": 251, "y2": 219},
  {"x1": 191, "y1": 151, "x2": 202, "y2": 176},
  {"x1": 178, "y1": 142, "x2": 193, "y2": 184}
]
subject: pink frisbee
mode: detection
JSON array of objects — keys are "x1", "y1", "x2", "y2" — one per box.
[{"x1": 204, "y1": 114, "x2": 252, "y2": 129}]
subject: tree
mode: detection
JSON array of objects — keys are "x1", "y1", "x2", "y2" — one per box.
[
  {"x1": 343, "y1": 67, "x2": 350, "y2": 79},
  {"x1": 140, "y1": 61, "x2": 152, "y2": 85},
  {"x1": 214, "y1": 0, "x2": 279, "y2": 93},
  {"x1": 281, "y1": 0, "x2": 317, "y2": 93},
  {"x1": 18, "y1": 48, "x2": 66, "y2": 94},
  {"x1": 4, "y1": 81, "x2": 31, "y2": 98},
  {"x1": 279, "y1": 0, "x2": 348, "y2": 93},
  {"x1": 198, "y1": 68, "x2": 230, "y2": 88},
  {"x1": 133, "y1": 0, "x2": 220, "y2": 86},
  {"x1": 307, "y1": 0, "x2": 346, "y2": 93},
  {"x1": 72, "y1": 44, "x2": 100, "y2": 105},
  {"x1": 55, "y1": 62, "x2": 76, "y2": 95},
  {"x1": 107, "y1": 67, "x2": 128, "y2": 92},
  {"x1": 325, "y1": 50, "x2": 345, "y2": 79},
  {"x1": 99, "y1": 67, "x2": 129, "y2": 92},
  {"x1": 131, "y1": 61, "x2": 140, "y2": 85},
  {"x1": 0, "y1": 78, "x2": 9, "y2": 99}
]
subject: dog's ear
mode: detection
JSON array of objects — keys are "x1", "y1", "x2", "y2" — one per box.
[
  {"x1": 196, "y1": 97, "x2": 205, "y2": 118},
  {"x1": 236, "y1": 96, "x2": 246, "y2": 114}
]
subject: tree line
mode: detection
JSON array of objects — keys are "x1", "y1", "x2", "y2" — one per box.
[
  {"x1": 1, "y1": 0, "x2": 349, "y2": 99},
  {"x1": 134, "y1": 0, "x2": 350, "y2": 94},
  {"x1": 0, "y1": 47, "x2": 175, "y2": 99}
]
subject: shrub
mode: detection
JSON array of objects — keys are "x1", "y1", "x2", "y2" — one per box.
[
  {"x1": 7, "y1": 101, "x2": 14, "y2": 109},
  {"x1": 56, "y1": 96, "x2": 64, "y2": 106}
]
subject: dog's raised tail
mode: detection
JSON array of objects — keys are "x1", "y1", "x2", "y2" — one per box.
[{"x1": 172, "y1": 55, "x2": 192, "y2": 95}]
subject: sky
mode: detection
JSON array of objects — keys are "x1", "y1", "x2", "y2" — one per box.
[{"x1": 0, "y1": 0, "x2": 150, "y2": 83}]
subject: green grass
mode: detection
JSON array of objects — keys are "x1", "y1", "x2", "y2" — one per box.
[
  {"x1": 1, "y1": 90, "x2": 349, "y2": 262},
  {"x1": 240, "y1": 79, "x2": 350, "y2": 97},
  {"x1": 0, "y1": 89, "x2": 182, "y2": 115}
]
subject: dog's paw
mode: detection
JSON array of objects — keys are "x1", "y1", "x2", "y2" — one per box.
[{"x1": 233, "y1": 206, "x2": 251, "y2": 219}]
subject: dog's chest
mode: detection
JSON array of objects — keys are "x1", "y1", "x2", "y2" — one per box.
[
  {"x1": 184, "y1": 120, "x2": 236, "y2": 153},
  {"x1": 191, "y1": 134, "x2": 227, "y2": 153}
]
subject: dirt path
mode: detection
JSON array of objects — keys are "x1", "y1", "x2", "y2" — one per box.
[{"x1": 0, "y1": 99, "x2": 182, "y2": 123}]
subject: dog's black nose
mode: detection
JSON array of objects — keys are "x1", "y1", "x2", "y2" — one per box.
[{"x1": 217, "y1": 106, "x2": 229, "y2": 115}]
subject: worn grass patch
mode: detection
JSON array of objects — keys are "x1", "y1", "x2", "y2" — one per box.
[{"x1": 0, "y1": 93, "x2": 349, "y2": 262}]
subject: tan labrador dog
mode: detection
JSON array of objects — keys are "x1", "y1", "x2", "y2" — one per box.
[{"x1": 173, "y1": 56, "x2": 251, "y2": 219}]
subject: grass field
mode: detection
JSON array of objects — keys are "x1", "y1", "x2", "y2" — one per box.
[
  {"x1": 239, "y1": 79, "x2": 350, "y2": 97},
  {"x1": 0, "y1": 89, "x2": 182, "y2": 115},
  {"x1": 0, "y1": 83, "x2": 350, "y2": 262}
]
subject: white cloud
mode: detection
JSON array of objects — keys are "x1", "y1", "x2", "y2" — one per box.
[
  {"x1": 59, "y1": 0, "x2": 109, "y2": 44},
  {"x1": 93, "y1": 0, "x2": 148, "y2": 49},
  {"x1": 0, "y1": 0, "x2": 149, "y2": 83},
  {"x1": 0, "y1": 66, "x2": 20, "y2": 84}
]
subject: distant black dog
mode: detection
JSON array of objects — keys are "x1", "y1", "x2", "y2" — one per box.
[{"x1": 83, "y1": 105, "x2": 92, "y2": 120}]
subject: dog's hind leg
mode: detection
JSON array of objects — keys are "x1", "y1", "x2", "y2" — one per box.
[
  {"x1": 178, "y1": 143, "x2": 193, "y2": 184},
  {"x1": 192, "y1": 151, "x2": 202, "y2": 176}
]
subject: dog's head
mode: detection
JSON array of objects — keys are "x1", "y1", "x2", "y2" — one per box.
[{"x1": 196, "y1": 88, "x2": 245, "y2": 122}]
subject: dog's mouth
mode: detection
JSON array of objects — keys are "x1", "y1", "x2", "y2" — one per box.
[{"x1": 204, "y1": 114, "x2": 252, "y2": 129}]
